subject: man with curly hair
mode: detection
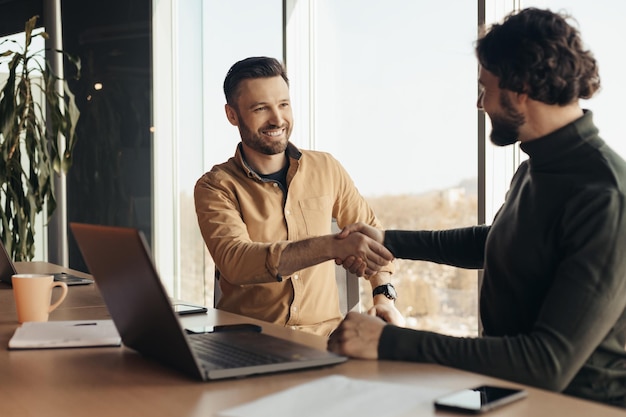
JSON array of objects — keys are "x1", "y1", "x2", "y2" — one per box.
[{"x1": 328, "y1": 7, "x2": 626, "y2": 408}]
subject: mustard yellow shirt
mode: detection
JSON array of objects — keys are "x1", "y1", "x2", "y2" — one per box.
[{"x1": 194, "y1": 143, "x2": 392, "y2": 336}]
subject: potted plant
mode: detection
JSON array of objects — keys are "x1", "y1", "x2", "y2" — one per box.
[{"x1": 0, "y1": 16, "x2": 80, "y2": 261}]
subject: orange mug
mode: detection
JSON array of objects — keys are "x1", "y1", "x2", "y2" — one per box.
[{"x1": 12, "y1": 274, "x2": 68, "y2": 323}]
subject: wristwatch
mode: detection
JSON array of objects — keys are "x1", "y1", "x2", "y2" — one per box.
[{"x1": 372, "y1": 283, "x2": 397, "y2": 302}]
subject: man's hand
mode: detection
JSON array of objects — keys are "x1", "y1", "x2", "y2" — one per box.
[
  {"x1": 335, "y1": 255, "x2": 365, "y2": 275},
  {"x1": 327, "y1": 312, "x2": 386, "y2": 359},
  {"x1": 336, "y1": 222, "x2": 384, "y2": 244},
  {"x1": 332, "y1": 230, "x2": 393, "y2": 276},
  {"x1": 334, "y1": 223, "x2": 390, "y2": 276}
]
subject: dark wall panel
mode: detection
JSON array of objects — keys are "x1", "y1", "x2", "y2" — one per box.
[
  {"x1": 0, "y1": 0, "x2": 43, "y2": 37},
  {"x1": 61, "y1": 0, "x2": 152, "y2": 272}
]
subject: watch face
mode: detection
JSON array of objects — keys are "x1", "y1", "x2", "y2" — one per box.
[{"x1": 387, "y1": 284, "x2": 397, "y2": 299}]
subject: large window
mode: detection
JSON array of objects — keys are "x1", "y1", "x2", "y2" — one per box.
[
  {"x1": 298, "y1": 0, "x2": 480, "y2": 335},
  {"x1": 153, "y1": 0, "x2": 283, "y2": 301},
  {"x1": 159, "y1": 0, "x2": 482, "y2": 336},
  {"x1": 0, "y1": 29, "x2": 47, "y2": 259}
]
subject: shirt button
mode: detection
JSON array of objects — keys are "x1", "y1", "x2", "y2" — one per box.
[
  {"x1": 292, "y1": 306, "x2": 297, "y2": 312},
  {"x1": 293, "y1": 274, "x2": 299, "y2": 280},
  {"x1": 272, "y1": 183, "x2": 278, "y2": 187},
  {"x1": 291, "y1": 326, "x2": 297, "y2": 330},
  {"x1": 285, "y1": 210, "x2": 291, "y2": 215}
]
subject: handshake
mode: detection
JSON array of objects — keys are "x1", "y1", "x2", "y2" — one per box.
[{"x1": 333, "y1": 223, "x2": 393, "y2": 277}]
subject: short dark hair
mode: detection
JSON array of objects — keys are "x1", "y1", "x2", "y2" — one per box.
[
  {"x1": 475, "y1": 7, "x2": 600, "y2": 105},
  {"x1": 223, "y1": 56, "x2": 289, "y2": 106}
]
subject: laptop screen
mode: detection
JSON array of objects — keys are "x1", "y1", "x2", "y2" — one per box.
[{"x1": 0, "y1": 239, "x2": 18, "y2": 284}]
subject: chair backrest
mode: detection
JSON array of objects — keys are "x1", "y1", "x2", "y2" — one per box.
[
  {"x1": 334, "y1": 262, "x2": 361, "y2": 315},
  {"x1": 332, "y1": 219, "x2": 361, "y2": 315},
  {"x1": 213, "y1": 219, "x2": 361, "y2": 315}
]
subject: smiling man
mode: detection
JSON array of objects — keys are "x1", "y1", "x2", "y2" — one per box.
[{"x1": 194, "y1": 57, "x2": 404, "y2": 336}]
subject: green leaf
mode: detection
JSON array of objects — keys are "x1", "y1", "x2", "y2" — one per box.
[{"x1": 0, "y1": 15, "x2": 80, "y2": 261}]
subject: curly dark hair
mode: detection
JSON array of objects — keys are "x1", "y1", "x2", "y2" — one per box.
[
  {"x1": 475, "y1": 7, "x2": 600, "y2": 105},
  {"x1": 223, "y1": 56, "x2": 289, "y2": 106}
]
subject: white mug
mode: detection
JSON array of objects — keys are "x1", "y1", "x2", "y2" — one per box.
[{"x1": 12, "y1": 274, "x2": 68, "y2": 323}]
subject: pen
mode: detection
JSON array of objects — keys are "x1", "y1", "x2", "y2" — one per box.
[{"x1": 73, "y1": 322, "x2": 97, "y2": 326}]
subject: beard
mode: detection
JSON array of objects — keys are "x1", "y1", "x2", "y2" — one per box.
[
  {"x1": 489, "y1": 91, "x2": 525, "y2": 147},
  {"x1": 237, "y1": 113, "x2": 291, "y2": 156}
]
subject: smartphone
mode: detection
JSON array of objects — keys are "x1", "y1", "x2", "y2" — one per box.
[
  {"x1": 172, "y1": 303, "x2": 208, "y2": 315},
  {"x1": 434, "y1": 385, "x2": 527, "y2": 414},
  {"x1": 52, "y1": 272, "x2": 94, "y2": 286},
  {"x1": 185, "y1": 324, "x2": 263, "y2": 334}
]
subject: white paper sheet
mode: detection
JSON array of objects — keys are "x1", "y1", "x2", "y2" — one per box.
[
  {"x1": 8, "y1": 320, "x2": 121, "y2": 349},
  {"x1": 218, "y1": 375, "x2": 442, "y2": 417}
]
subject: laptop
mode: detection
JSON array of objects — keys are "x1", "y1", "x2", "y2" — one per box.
[
  {"x1": 69, "y1": 222, "x2": 347, "y2": 380},
  {"x1": 0, "y1": 238, "x2": 94, "y2": 286}
]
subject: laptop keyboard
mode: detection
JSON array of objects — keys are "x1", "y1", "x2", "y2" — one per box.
[{"x1": 189, "y1": 334, "x2": 286, "y2": 369}]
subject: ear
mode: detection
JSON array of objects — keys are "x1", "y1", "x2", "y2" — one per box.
[
  {"x1": 225, "y1": 104, "x2": 239, "y2": 126},
  {"x1": 515, "y1": 90, "x2": 529, "y2": 107}
]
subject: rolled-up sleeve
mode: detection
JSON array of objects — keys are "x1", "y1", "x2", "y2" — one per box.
[
  {"x1": 194, "y1": 169, "x2": 288, "y2": 285},
  {"x1": 267, "y1": 241, "x2": 289, "y2": 281}
]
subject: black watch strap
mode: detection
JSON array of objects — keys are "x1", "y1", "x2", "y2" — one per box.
[{"x1": 372, "y1": 283, "x2": 397, "y2": 301}]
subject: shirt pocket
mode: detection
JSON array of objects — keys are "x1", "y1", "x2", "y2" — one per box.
[{"x1": 299, "y1": 196, "x2": 333, "y2": 236}]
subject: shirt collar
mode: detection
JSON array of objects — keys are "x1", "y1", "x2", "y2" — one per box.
[
  {"x1": 235, "y1": 142, "x2": 303, "y2": 180},
  {"x1": 519, "y1": 109, "x2": 599, "y2": 166}
]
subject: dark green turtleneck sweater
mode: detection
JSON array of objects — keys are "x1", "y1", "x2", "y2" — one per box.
[{"x1": 380, "y1": 111, "x2": 626, "y2": 408}]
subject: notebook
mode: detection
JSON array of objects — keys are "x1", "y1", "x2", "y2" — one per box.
[
  {"x1": 0, "y1": 238, "x2": 94, "y2": 286},
  {"x1": 8, "y1": 320, "x2": 121, "y2": 349},
  {"x1": 69, "y1": 222, "x2": 347, "y2": 380}
]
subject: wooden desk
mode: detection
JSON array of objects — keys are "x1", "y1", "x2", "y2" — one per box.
[{"x1": 0, "y1": 263, "x2": 623, "y2": 417}]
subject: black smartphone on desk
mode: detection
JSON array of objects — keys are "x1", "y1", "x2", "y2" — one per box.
[
  {"x1": 185, "y1": 323, "x2": 262, "y2": 334},
  {"x1": 52, "y1": 272, "x2": 94, "y2": 285},
  {"x1": 434, "y1": 385, "x2": 527, "y2": 414},
  {"x1": 172, "y1": 303, "x2": 208, "y2": 315}
]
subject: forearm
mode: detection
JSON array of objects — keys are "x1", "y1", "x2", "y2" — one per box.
[
  {"x1": 205, "y1": 236, "x2": 282, "y2": 285},
  {"x1": 378, "y1": 325, "x2": 576, "y2": 392},
  {"x1": 277, "y1": 235, "x2": 336, "y2": 277},
  {"x1": 384, "y1": 226, "x2": 488, "y2": 268},
  {"x1": 368, "y1": 271, "x2": 392, "y2": 289},
  {"x1": 278, "y1": 232, "x2": 394, "y2": 278}
]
